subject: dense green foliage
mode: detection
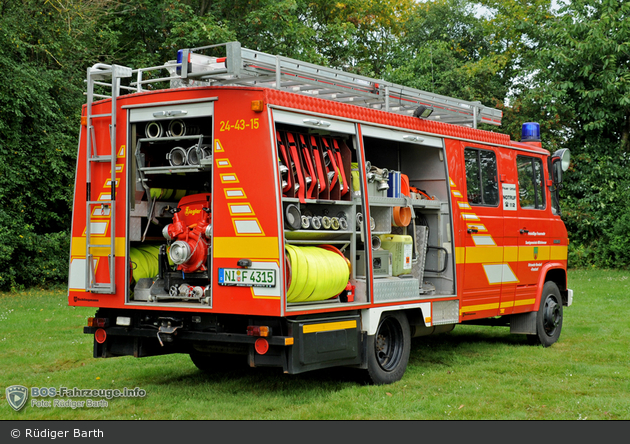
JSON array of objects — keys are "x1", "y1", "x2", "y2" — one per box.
[{"x1": 0, "y1": 0, "x2": 628, "y2": 289}]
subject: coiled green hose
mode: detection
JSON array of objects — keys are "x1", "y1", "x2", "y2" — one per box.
[
  {"x1": 130, "y1": 245, "x2": 173, "y2": 282},
  {"x1": 286, "y1": 245, "x2": 350, "y2": 302}
]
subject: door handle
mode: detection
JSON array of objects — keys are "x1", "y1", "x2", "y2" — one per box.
[
  {"x1": 467, "y1": 228, "x2": 478, "y2": 234},
  {"x1": 303, "y1": 119, "x2": 331, "y2": 127},
  {"x1": 520, "y1": 228, "x2": 529, "y2": 234}
]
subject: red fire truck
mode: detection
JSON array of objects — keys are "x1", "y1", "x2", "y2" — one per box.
[{"x1": 69, "y1": 42, "x2": 572, "y2": 384}]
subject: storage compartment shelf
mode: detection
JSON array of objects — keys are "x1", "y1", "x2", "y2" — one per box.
[
  {"x1": 284, "y1": 230, "x2": 352, "y2": 241},
  {"x1": 282, "y1": 197, "x2": 352, "y2": 206},
  {"x1": 367, "y1": 195, "x2": 441, "y2": 209},
  {"x1": 139, "y1": 165, "x2": 211, "y2": 175}
]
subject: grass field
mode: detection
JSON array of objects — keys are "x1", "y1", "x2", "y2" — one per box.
[{"x1": 1, "y1": 268, "x2": 629, "y2": 420}]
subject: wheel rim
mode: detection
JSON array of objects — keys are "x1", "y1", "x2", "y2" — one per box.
[
  {"x1": 374, "y1": 317, "x2": 404, "y2": 371},
  {"x1": 542, "y1": 295, "x2": 561, "y2": 336}
]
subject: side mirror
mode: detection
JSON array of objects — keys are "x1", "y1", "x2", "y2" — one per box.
[{"x1": 551, "y1": 148, "x2": 570, "y2": 186}]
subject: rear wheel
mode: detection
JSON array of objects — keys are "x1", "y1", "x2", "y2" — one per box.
[
  {"x1": 365, "y1": 311, "x2": 411, "y2": 385},
  {"x1": 528, "y1": 281, "x2": 563, "y2": 347}
]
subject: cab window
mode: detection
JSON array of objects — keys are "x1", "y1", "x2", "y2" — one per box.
[
  {"x1": 465, "y1": 147, "x2": 499, "y2": 206},
  {"x1": 517, "y1": 155, "x2": 546, "y2": 209}
]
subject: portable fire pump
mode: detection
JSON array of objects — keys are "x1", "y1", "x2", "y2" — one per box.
[{"x1": 69, "y1": 42, "x2": 572, "y2": 385}]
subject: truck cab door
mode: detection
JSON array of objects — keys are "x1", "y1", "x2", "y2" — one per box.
[
  {"x1": 514, "y1": 154, "x2": 551, "y2": 312},
  {"x1": 460, "y1": 145, "x2": 510, "y2": 320}
]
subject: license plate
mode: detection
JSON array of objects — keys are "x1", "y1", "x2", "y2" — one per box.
[{"x1": 218, "y1": 268, "x2": 276, "y2": 287}]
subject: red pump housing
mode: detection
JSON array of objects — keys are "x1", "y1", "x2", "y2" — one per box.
[{"x1": 163, "y1": 193, "x2": 212, "y2": 273}]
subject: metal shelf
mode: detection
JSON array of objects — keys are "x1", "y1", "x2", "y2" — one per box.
[
  {"x1": 284, "y1": 230, "x2": 353, "y2": 241},
  {"x1": 138, "y1": 165, "x2": 211, "y2": 175}
]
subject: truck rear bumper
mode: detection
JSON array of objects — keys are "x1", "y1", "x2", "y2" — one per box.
[{"x1": 83, "y1": 309, "x2": 364, "y2": 374}]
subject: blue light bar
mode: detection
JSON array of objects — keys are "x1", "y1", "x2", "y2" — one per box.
[
  {"x1": 522, "y1": 122, "x2": 541, "y2": 142},
  {"x1": 176, "y1": 50, "x2": 183, "y2": 75}
]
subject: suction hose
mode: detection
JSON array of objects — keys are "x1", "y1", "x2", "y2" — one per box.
[
  {"x1": 285, "y1": 245, "x2": 350, "y2": 302},
  {"x1": 130, "y1": 245, "x2": 174, "y2": 282}
]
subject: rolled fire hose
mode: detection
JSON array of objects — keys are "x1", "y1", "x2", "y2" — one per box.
[
  {"x1": 145, "y1": 121, "x2": 164, "y2": 139},
  {"x1": 284, "y1": 204, "x2": 302, "y2": 231},
  {"x1": 130, "y1": 245, "x2": 159, "y2": 281},
  {"x1": 351, "y1": 162, "x2": 360, "y2": 196},
  {"x1": 186, "y1": 144, "x2": 211, "y2": 165},
  {"x1": 149, "y1": 188, "x2": 194, "y2": 200},
  {"x1": 167, "y1": 119, "x2": 199, "y2": 138},
  {"x1": 371, "y1": 235, "x2": 382, "y2": 250},
  {"x1": 167, "y1": 147, "x2": 187, "y2": 166},
  {"x1": 285, "y1": 245, "x2": 350, "y2": 302},
  {"x1": 131, "y1": 245, "x2": 175, "y2": 282}
]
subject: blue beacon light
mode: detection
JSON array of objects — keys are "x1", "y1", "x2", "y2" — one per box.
[{"x1": 521, "y1": 122, "x2": 541, "y2": 142}]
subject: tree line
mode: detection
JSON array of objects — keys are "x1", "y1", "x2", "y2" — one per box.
[{"x1": 0, "y1": 0, "x2": 628, "y2": 290}]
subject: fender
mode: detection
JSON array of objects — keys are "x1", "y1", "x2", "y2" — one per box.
[
  {"x1": 533, "y1": 261, "x2": 567, "y2": 311},
  {"x1": 361, "y1": 303, "x2": 431, "y2": 335}
]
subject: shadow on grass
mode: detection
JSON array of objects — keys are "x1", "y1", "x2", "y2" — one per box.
[
  {"x1": 130, "y1": 327, "x2": 536, "y2": 391},
  {"x1": 407, "y1": 326, "x2": 535, "y2": 368}
]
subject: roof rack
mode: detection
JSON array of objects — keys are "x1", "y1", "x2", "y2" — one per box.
[{"x1": 131, "y1": 41, "x2": 502, "y2": 128}]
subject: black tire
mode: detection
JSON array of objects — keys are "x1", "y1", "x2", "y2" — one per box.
[
  {"x1": 365, "y1": 311, "x2": 411, "y2": 385},
  {"x1": 528, "y1": 281, "x2": 563, "y2": 347},
  {"x1": 190, "y1": 352, "x2": 244, "y2": 373}
]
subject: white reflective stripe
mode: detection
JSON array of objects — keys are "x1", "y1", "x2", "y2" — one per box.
[
  {"x1": 229, "y1": 204, "x2": 253, "y2": 214},
  {"x1": 68, "y1": 258, "x2": 98, "y2": 290},
  {"x1": 92, "y1": 207, "x2": 111, "y2": 217},
  {"x1": 234, "y1": 220, "x2": 262, "y2": 234},
  {"x1": 472, "y1": 235, "x2": 495, "y2": 246},
  {"x1": 361, "y1": 302, "x2": 433, "y2": 335},
  {"x1": 482, "y1": 264, "x2": 518, "y2": 284},
  {"x1": 461, "y1": 213, "x2": 479, "y2": 221},
  {"x1": 467, "y1": 223, "x2": 487, "y2": 232},
  {"x1": 251, "y1": 261, "x2": 281, "y2": 298},
  {"x1": 226, "y1": 190, "x2": 244, "y2": 197},
  {"x1": 88, "y1": 222, "x2": 108, "y2": 235}
]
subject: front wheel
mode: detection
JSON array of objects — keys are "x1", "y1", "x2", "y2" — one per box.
[
  {"x1": 528, "y1": 281, "x2": 563, "y2": 347},
  {"x1": 364, "y1": 311, "x2": 411, "y2": 385}
]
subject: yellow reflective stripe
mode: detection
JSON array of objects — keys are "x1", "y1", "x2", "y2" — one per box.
[
  {"x1": 504, "y1": 246, "x2": 518, "y2": 262},
  {"x1": 71, "y1": 237, "x2": 125, "y2": 257},
  {"x1": 515, "y1": 298, "x2": 535, "y2": 307},
  {"x1": 213, "y1": 236, "x2": 279, "y2": 259},
  {"x1": 550, "y1": 246, "x2": 568, "y2": 260},
  {"x1": 519, "y1": 246, "x2": 550, "y2": 261},
  {"x1": 460, "y1": 245, "x2": 567, "y2": 264},
  {"x1": 303, "y1": 320, "x2": 357, "y2": 334},
  {"x1": 456, "y1": 247, "x2": 465, "y2": 264},
  {"x1": 465, "y1": 246, "x2": 504, "y2": 263},
  {"x1": 460, "y1": 303, "x2": 499, "y2": 315}
]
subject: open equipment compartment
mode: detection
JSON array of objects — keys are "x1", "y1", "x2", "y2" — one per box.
[
  {"x1": 361, "y1": 125, "x2": 455, "y2": 299},
  {"x1": 127, "y1": 100, "x2": 215, "y2": 306},
  {"x1": 273, "y1": 110, "x2": 363, "y2": 310}
]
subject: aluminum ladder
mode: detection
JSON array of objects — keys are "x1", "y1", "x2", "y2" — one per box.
[
  {"x1": 84, "y1": 64, "x2": 132, "y2": 293},
  {"x1": 173, "y1": 42, "x2": 501, "y2": 128}
]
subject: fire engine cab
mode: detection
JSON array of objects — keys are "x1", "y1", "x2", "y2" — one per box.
[{"x1": 69, "y1": 42, "x2": 572, "y2": 384}]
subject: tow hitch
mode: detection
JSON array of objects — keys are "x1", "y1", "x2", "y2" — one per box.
[{"x1": 157, "y1": 317, "x2": 183, "y2": 346}]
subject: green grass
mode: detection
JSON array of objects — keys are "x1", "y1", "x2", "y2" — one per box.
[{"x1": 1, "y1": 269, "x2": 629, "y2": 420}]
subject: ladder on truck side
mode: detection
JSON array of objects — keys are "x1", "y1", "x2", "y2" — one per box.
[
  {"x1": 163, "y1": 42, "x2": 502, "y2": 128},
  {"x1": 84, "y1": 64, "x2": 132, "y2": 294}
]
